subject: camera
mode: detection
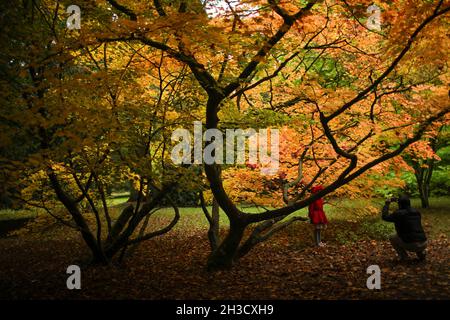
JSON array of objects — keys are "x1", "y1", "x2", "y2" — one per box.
[{"x1": 386, "y1": 196, "x2": 398, "y2": 203}]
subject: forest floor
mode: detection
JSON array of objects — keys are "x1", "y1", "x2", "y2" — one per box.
[{"x1": 0, "y1": 198, "x2": 449, "y2": 299}]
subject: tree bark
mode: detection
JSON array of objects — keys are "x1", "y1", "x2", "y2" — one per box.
[
  {"x1": 414, "y1": 158, "x2": 435, "y2": 209},
  {"x1": 105, "y1": 184, "x2": 171, "y2": 258},
  {"x1": 207, "y1": 220, "x2": 246, "y2": 271},
  {"x1": 209, "y1": 198, "x2": 220, "y2": 250},
  {"x1": 48, "y1": 171, "x2": 109, "y2": 265},
  {"x1": 418, "y1": 176, "x2": 430, "y2": 209}
]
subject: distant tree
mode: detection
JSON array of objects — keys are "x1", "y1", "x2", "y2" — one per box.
[{"x1": 405, "y1": 125, "x2": 450, "y2": 208}]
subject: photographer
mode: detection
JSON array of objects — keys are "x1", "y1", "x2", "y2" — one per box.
[{"x1": 382, "y1": 195, "x2": 427, "y2": 262}]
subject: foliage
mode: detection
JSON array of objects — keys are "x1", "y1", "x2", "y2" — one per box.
[
  {"x1": 0, "y1": 0, "x2": 449, "y2": 268},
  {"x1": 1, "y1": 198, "x2": 449, "y2": 299}
]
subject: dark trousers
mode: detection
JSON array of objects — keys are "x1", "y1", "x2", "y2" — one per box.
[{"x1": 389, "y1": 235, "x2": 427, "y2": 260}]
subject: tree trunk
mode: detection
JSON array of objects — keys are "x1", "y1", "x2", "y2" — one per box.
[
  {"x1": 207, "y1": 220, "x2": 246, "y2": 271},
  {"x1": 127, "y1": 187, "x2": 146, "y2": 203},
  {"x1": 420, "y1": 191, "x2": 429, "y2": 209},
  {"x1": 417, "y1": 177, "x2": 428, "y2": 209},
  {"x1": 199, "y1": 189, "x2": 221, "y2": 251},
  {"x1": 422, "y1": 158, "x2": 435, "y2": 209},
  {"x1": 418, "y1": 177, "x2": 430, "y2": 209},
  {"x1": 48, "y1": 171, "x2": 109, "y2": 265},
  {"x1": 415, "y1": 158, "x2": 435, "y2": 209},
  {"x1": 209, "y1": 198, "x2": 220, "y2": 250},
  {"x1": 105, "y1": 186, "x2": 170, "y2": 258}
]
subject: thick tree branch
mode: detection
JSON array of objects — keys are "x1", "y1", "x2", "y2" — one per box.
[
  {"x1": 127, "y1": 202, "x2": 180, "y2": 245},
  {"x1": 107, "y1": 0, "x2": 137, "y2": 21},
  {"x1": 153, "y1": 0, "x2": 167, "y2": 17},
  {"x1": 224, "y1": 1, "x2": 319, "y2": 96},
  {"x1": 245, "y1": 106, "x2": 450, "y2": 223},
  {"x1": 326, "y1": 4, "x2": 450, "y2": 121}
]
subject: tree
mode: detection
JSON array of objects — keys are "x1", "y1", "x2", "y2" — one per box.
[
  {"x1": 405, "y1": 125, "x2": 450, "y2": 208},
  {"x1": 0, "y1": 1, "x2": 208, "y2": 264},
  {"x1": 2, "y1": 0, "x2": 449, "y2": 270},
  {"x1": 93, "y1": 0, "x2": 448, "y2": 270}
]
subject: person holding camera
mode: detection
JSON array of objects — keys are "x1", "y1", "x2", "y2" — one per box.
[{"x1": 382, "y1": 194, "x2": 427, "y2": 262}]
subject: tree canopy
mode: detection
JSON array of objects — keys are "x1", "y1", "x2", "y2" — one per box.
[{"x1": 0, "y1": 0, "x2": 449, "y2": 270}]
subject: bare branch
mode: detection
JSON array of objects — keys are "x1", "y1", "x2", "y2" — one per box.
[
  {"x1": 245, "y1": 106, "x2": 450, "y2": 224},
  {"x1": 326, "y1": 5, "x2": 450, "y2": 121},
  {"x1": 153, "y1": 0, "x2": 166, "y2": 16},
  {"x1": 107, "y1": 0, "x2": 137, "y2": 21}
]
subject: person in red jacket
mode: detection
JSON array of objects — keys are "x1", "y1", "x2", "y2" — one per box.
[{"x1": 308, "y1": 185, "x2": 328, "y2": 246}]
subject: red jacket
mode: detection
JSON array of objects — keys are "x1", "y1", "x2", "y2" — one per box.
[{"x1": 308, "y1": 186, "x2": 328, "y2": 225}]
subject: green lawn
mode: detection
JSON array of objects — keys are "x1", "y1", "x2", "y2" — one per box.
[
  {"x1": 106, "y1": 196, "x2": 130, "y2": 207},
  {"x1": 0, "y1": 209, "x2": 38, "y2": 221},
  {"x1": 1, "y1": 197, "x2": 449, "y2": 240},
  {"x1": 107, "y1": 197, "x2": 450, "y2": 239}
]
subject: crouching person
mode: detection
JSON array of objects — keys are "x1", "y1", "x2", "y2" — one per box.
[{"x1": 382, "y1": 195, "x2": 427, "y2": 262}]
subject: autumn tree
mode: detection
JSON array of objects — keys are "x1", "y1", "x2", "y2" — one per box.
[
  {"x1": 2, "y1": 0, "x2": 449, "y2": 270},
  {"x1": 0, "y1": 1, "x2": 206, "y2": 264},
  {"x1": 403, "y1": 124, "x2": 450, "y2": 208},
  {"x1": 102, "y1": 0, "x2": 449, "y2": 269}
]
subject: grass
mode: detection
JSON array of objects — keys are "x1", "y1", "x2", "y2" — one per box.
[
  {"x1": 1, "y1": 197, "x2": 448, "y2": 241},
  {"x1": 410, "y1": 197, "x2": 450, "y2": 238},
  {"x1": 106, "y1": 196, "x2": 129, "y2": 207},
  {"x1": 0, "y1": 209, "x2": 39, "y2": 237},
  {"x1": 107, "y1": 197, "x2": 450, "y2": 241},
  {"x1": 1, "y1": 197, "x2": 447, "y2": 300},
  {"x1": 0, "y1": 209, "x2": 38, "y2": 221},
  {"x1": 106, "y1": 191, "x2": 130, "y2": 207}
]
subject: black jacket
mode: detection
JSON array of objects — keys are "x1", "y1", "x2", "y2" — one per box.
[{"x1": 382, "y1": 198, "x2": 427, "y2": 243}]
